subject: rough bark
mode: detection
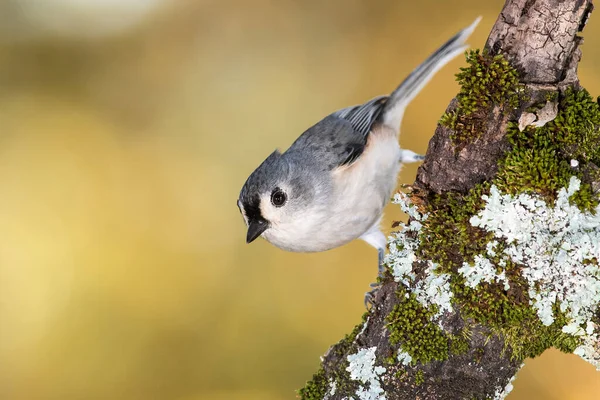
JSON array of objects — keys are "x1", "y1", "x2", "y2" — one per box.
[
  {"x1": 418, "y1": 0, "x2": 594, "y2": 194},
  {"x1": 305, "y1": 1, "x2": 597, "y2": 399}
]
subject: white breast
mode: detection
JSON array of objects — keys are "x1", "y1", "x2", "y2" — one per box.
[
  {"x1": 328, "y1": 126, "x2": 401, "y2": 245},
  {"x1": 264, "y1": 126, "x2": 402, "y2": 252}
]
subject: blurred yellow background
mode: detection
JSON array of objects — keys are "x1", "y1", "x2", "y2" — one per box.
[{"x1": 0, "y1": 0, "x2": 599, "y2": 399}]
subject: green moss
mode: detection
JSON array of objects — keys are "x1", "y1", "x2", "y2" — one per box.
[
  {"x1": 473, "y1": 347, "x2": 485, "y2": 363},
  {"x1": 545, "y1": 91, "x2": 559, "y2": 103},
  {"x1": 386, "y1": 287, "x2": 450, "y2": 364},
  {"x1": 552, "y1": 88, "x2": 600, "y2": 163},
  {"x1": 335, "y1": 312, "x2": 368, "y2": 356},
  {"x1": 495, "y1": 306, "x2": 581, "y2": 360},
  {"x1": 449, "y1": 332, "x2": 470, "y2": 356},
  {"x1": 298, "y1": 364, "x2": 362, "y2": 400},
  {"x1": 417, "y1": 184, "x2": 492, "y2": 272},
  {"x1": 495, "y1": 87, "x2": 600, "y2": 211},
  {"x1": 298, "y1": 368, "x2": 329, "y2": 400},
  {"x1": 440, "y1": 50, "x2": 524, "y2": 146},
  {"x1": 414, "y1": 370, "x2": 425, "y2": 386},
  {"x1": 395, "y1": 369, "x2": 407, "y2": 379}
]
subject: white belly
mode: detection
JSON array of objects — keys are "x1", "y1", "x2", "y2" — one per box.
[
  {"x1": 264, "y1": 126, "x2": 401, "y2": 252},
  {"x1": 327, "y1": 127, "x2": 401, "y2": 247}
]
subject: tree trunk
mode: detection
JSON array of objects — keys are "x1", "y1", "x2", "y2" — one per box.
[{"x1": 299, "y1": 1, "x2": 600, "y2": 399}]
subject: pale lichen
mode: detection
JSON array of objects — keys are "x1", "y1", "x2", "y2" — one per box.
[
  {"x1": 413, "y1": 261, "x2": 453, "y2": 318},
  {"x1": 346, "y1": 347, "x2": 387, "y2": 400},
  {"x1": 470, "y1": 177, "x2": 600, "y2": 328},
  {"x1": 327, "y1": 379, "x2": 337, "y2": 398},
  {"x1": 492, "y1": 364, "x2": 522, "y2": 400},
  {"x1": 458, "y1": 254, "x2": 510, "y2": 291},
  {"x1": 386, "y1": 192, "x2": 454, "y2": 318},
  {"x1": 396, "y1": 350, "x2": 413, "y2": 366},
  {"x1": 573, "y1": 324, "x2": 600, "y2": 370},
  {"x1": 384, "y1": 194, "x2": 454, "y2": 364}
]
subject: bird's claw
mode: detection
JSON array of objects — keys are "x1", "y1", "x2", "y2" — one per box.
[
  {"x1": 400, "y1": 149, "x2": 425, "y2": 163},
  {"x1": 377, "y1": 248, "x2": 385, "y2": 276},
  {"x1": 364, "y1": 287, "x2": 378, "y2": 308},
  {"x1": 364, "y1": 248, "x2": 386, "y2": 309}
]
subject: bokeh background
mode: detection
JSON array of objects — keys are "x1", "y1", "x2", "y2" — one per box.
[{"x1": 0, "y1": 0, "x2": 599, "y2": 399}]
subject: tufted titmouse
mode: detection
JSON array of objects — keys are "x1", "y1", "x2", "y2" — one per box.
[{"x1": 237, "y1": 18, "x2": 480, "y2": 300}]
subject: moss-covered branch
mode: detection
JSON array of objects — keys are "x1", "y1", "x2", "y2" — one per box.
[{"x1": 299, "y1": 0, "x2": 599, "y2": 399}]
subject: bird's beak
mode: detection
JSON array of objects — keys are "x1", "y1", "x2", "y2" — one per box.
[{"x1": 246, "y1": 217, "x2": 269, "y2": 244}]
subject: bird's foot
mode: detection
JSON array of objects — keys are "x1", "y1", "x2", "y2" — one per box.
[
  {"x1": 377, "y1": 248, "x2": 385, "y2": 276},
  {"x1": 364, "y1": 248, "x2": 386, "y2": 308},
  {"x1": 399, "y1": 149, "x2": 425, "y2": 163},
  {"x1": 364, "y1": 286, "x2": 379, "y2": 308}
]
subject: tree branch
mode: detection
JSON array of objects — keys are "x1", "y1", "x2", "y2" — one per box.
[{"x1": 299, "y1": 1, "x2": 600, "y2": 399}]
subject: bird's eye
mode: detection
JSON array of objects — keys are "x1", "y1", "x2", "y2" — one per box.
[{"x1": 270, "y1": 187, "x2": 287, "y2": 207}]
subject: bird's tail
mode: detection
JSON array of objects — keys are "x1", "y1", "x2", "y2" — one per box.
[{"x1": 381, "y1": 17, "x2": 481, "y2": 133}]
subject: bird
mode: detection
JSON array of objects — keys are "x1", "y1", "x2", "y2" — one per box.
[{"x1": 237, "y1": 17, "x2": 481, "y2": 303}]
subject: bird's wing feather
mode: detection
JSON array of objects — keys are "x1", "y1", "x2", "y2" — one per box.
[
  {"x1": 287, "y1": 113, "x2": 375, "y2": 170},
  {"x1": 331, "y1": 96, "x2": 388, "y2": 137},
  {"x1": 284, "y1": 18, "x2": 482, "y2": 172}
]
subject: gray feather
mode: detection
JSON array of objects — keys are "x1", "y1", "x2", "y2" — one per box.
[
  {"x1": 381, "y1": 17, "x2": 481, "y2": 131},
  {"x1": 331, "y1": 96, "x2": 388, "y2": 137},
  {"x1": 239, "y1": 150, "x2": 288, "y2": 204},
  {"x1": 285, "y1": 17, "x2": 480, "y2": 170},
  {"x1": 287, "y1": 115, "x2": 367, "y2": 169}
]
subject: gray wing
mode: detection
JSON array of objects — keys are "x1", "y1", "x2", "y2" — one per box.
[
  {"x1": 286, "y1": 96, "x2": 388, "y2": 170},
  {"x1": 331, "y1": 96, "x2": 388, "y2": 137}
]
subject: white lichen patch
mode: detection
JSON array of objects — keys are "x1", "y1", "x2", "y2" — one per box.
[
  {"x1": 493, "y1": 376, "x2": 515, "y2": 400},
  {"x1": 414, "y1": 261, "x2": 453, "y2": 316},
  {"x1": 492, "y1": 364, "x2": 523, "y2": 400},
  {"x1": 458, "y1": 254, "x2": 510, "y2": 291},
  {"x1": 385, "y1": 192, "x2": 454, "y2": 318},
  {"x1": 328, "y1": 379, "x2": 337, "y2": 397},
  {"x1": 396, "y1": 350, "x2": 413, "y2": 366},
  {"x1": 357, "y1": 316, "x2": 370, "y2": 339},
  {"x1": 470, "y1": 177, "x2": 600, "y2": 330},
  {"x1": 574, "y1": 330, "x2": 600, "y2": 370},
  {"x1": 346, "y1": 347, "x2": 387, "y2": 400}
]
